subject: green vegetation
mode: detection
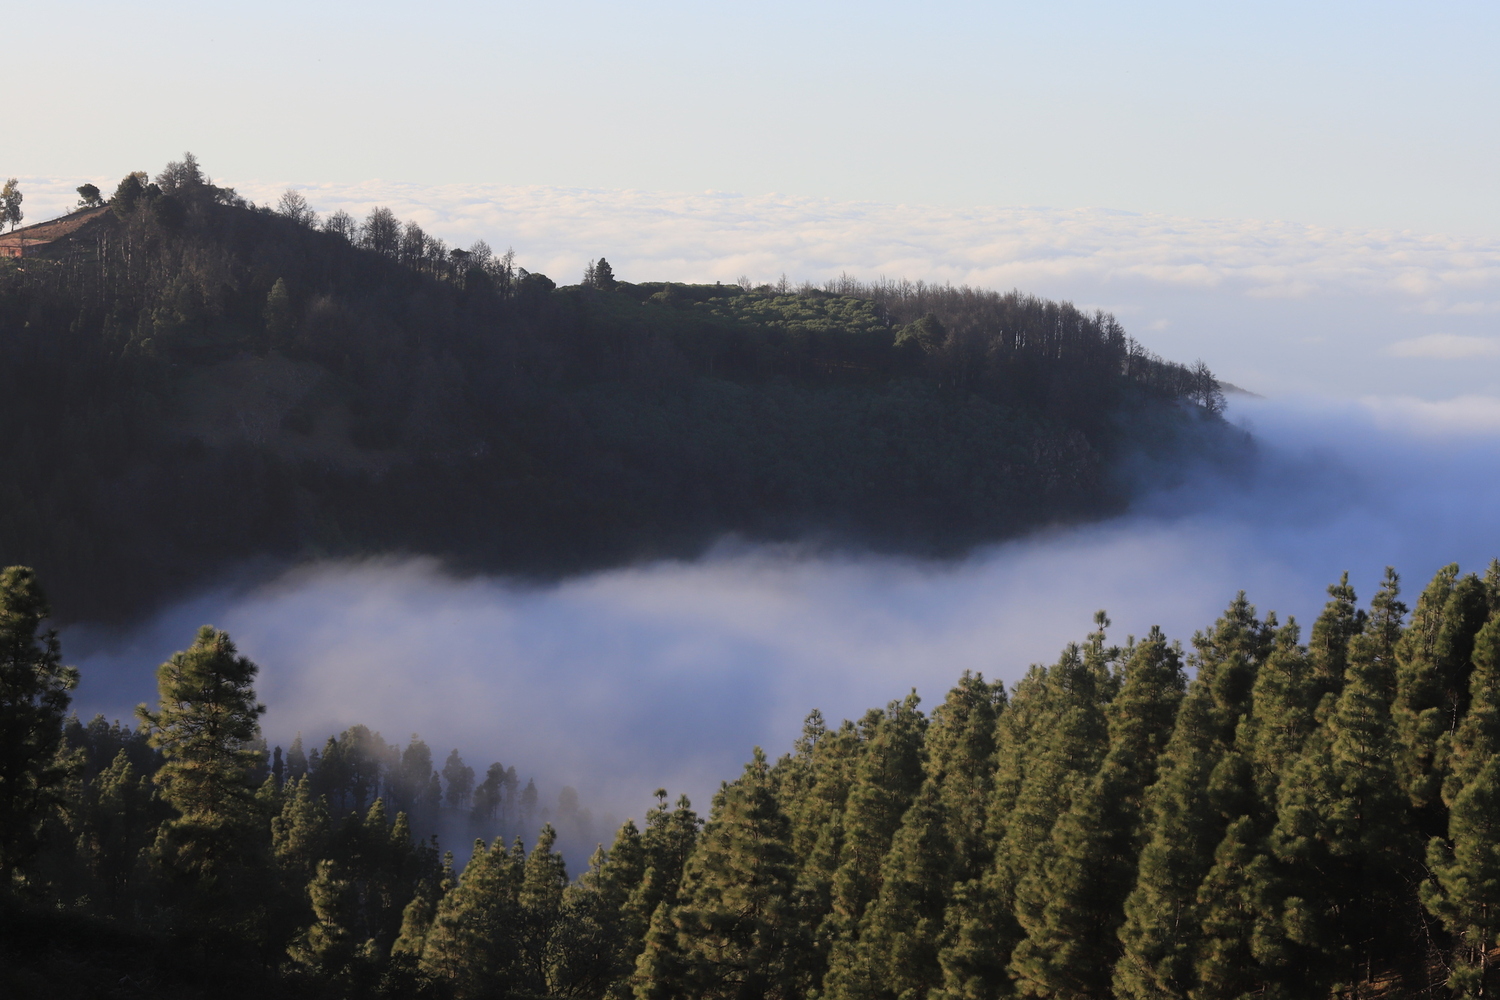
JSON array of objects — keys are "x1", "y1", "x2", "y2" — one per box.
[
  {"x1": 6, "y1": 561, "x2": 1500, "y2": 997},
  {"x1": 0, "y1": 155, "x2": 1240, "y2": 625}
]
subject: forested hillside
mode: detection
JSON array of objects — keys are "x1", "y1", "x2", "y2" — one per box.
[
  {"x1": 7, "y1": 560, "x2": 1500, "y2": 998},
  {"x1": 0, "y1": 156, "x2": 1240, "y2": 624}
]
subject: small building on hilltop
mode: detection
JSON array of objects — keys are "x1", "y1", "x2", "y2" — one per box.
[{"x1": 0, "y1": 205, "x2": 112, "y2": 258}]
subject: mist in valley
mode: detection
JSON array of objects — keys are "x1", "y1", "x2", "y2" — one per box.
[{"x1": 62, "y1": 391, "x2": 1500, "y2": 865}]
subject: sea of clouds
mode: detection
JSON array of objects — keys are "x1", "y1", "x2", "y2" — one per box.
[{"x1": 65, "y1": 393, "x2": 1500, "y2": 841}]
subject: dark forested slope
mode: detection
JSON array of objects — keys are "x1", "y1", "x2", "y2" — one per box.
[{"x1": 0, "y1": 158, "x2": 1242, "y2": 622}]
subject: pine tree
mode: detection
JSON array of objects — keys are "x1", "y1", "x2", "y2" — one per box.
[
  {"x1": 420, "y1": 836, "x2": 523, "y2": 996},
  {"x1": 75, "y1": 748, "x2": 157, "y2": 910},
  {"x1": 286, "y1": 733, "x2": 309, "y2": 781},
  {"x1": 1267, "y1": 601, "x2": 1413, "y2": 995},
  {"x1": 517, "y1": 823, "x2": 569, "y2": 993},
  {"x1": 636, "y1": 749, "x2": 801, "y2": 1000},
  {"x1": 443, "y1": 749, "x2": 475, "y2": 811},
  {"x1": 272, "y1": 775, "x2": 332, "y2": 884},
  {"x1": 1114, "y1": 595, "x2": 1271, "y2": 1000},
  {"x1": 926, "y1": 673, "x2": 1007, "y2": 883},
  {"x1": 1423, "y1": 614, "x2": 1500, "y2": 996},
  {"x1": 392, "y1": 885, "x2": 438, "y2": 960},
  {"x1": 1307, "y1": 572, "x2": 1364, "y2": 708},
  {"x1": 621, "y1": 793, "x2": 701, "y2": 998},
  {"x1": 0, "y1": 565, "x2": 78, "y2": 881},
  {"x1": 1190, "y1": 616, "x2": 1314, "y2": 998},
  {"x1": 1347, "y1": 568, "x2": 1407, "y2": 708},
  {"x1": 831, "y1": 780, "x2": 956, "y2": 1000},
  {"x1": 392, "y1": 734, "x2": 434, "y2": 817},
  {"x1": 998, "y1": 629, "x2": 1117, "y2": 981},
  {"x1": 937, "y1": 660, "x2": 1057, "y2": 1000},
  {"x1": 821, "y1": 694, "x2": 928, "y2": 983},
  {"x1": 550, "y1": 820, "x2": 648, "y2": 999},
  {"x1": 1394, "y1": 565, "x2": 1491, "y2": 832},
  {"x1": 777, "y1": 711, "x2": 862, "y2": 993},
  {"x1": 136, "y1": 625, "x2": 267, "y2": 935},
  {"x1": 288, "y1": 859, "x2": 376, "y2": 976},
  {"x1": 1011, "y1": 627, "x2": 1185, "y2": 999}
]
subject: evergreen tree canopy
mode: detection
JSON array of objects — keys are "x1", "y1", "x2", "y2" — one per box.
[{"x1": 0, "y1": 565, "x2": 77, "y2": 881}]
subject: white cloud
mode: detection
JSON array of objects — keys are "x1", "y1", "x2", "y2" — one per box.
[{"x1": 1384, "y1": 334, "x2": 1500, "y2": 360}]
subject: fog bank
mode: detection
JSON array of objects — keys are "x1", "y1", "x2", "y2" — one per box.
[{"x1": 64, "y1": 393, "x2": 1500, "y2": 837}]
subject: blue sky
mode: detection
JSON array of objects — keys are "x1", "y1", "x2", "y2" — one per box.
[{"x1": 14, "y1": 2, "x2": 1498, "y2": 233}]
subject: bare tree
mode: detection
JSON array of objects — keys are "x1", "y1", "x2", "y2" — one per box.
[
  {"x1": 276, "y1": 189, "x2": 318, "y2": 228},
  {"x1": 361, "y1": 206, "x2": 400, "y2": 256},
  {"x1": 323, "y1": 210, "x2": 358, "y2": 243}
]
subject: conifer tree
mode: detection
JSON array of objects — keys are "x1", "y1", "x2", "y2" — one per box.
[
  {"x1": 0, "y1": 566, "x2": 78, "y2": 881},
  {"x1": 1347, "y1": 568, "x2": 1407, "y2": 707},
  {"x1": 272, "y1": 775, "x2": 333, "y2": 884},
  {"x1": 1114, "y1": 595, "x2": 1271, "y2": 1000},
  {"x1": 776, "y1": 711, "x2": 862, "y2": 992},
  {"x1": 550, "y1": 820, "x2": 649, "y2": 999},
  {"x1": 820, "y1": 694, "x2": 928, "y2": 981},
  {"x1": 1266, "y1": 599, "x2": 1413, "y2": 995},
  {"x1": 517, "y1": 823, "x2": 569, "y2": 993},
  {"x1": 288, "y1": 859, "x2": 375, "y2": 976},
  {"x1": 925, "y1": 673, "x2": 1007, "y2": 882},
  {"x1": 996, "y1": 629, "x2": 1117, "y2": 977},
  {"x1": 443, "y1": 749, "x2": 475, "y2": 811},
  {"x1": 635, "y1": 749, "x2": 801, "y2": 1000},
  {"x1": 1307, "y1": 572, "x2": 1364, "y2": 708},
  {"x1": 1423, "y1": 614, "x2": 1500, "y2": 996},
  {"x1": 420, "y1": 836, "x2": 523, "y2": 996},
  {"x1": 1010, "y1": 627, "x2": 1185, "y2": 1000},
  {"x1": 619, "y1": 792, "x2": 701, "y2": 998},
  {"x1": 1189, "y1": 616, "x2": 1313, "y2": 998},
  {"x1": 937, "y1": 661, "x2": 1055, "y2": 1000},
  {"x1": 829, "y1": 781, "x2": 955, "y2": 1000},
  {"x1": 392, "y1": 885, "x2": 438, "y2": 960},
  {"x1": 74, "y1": 747, "x2": 157, "y2": 910},
  {"x1": 136, "y1": 625, "x2": 267, "y2": 935},
  {"x1": 286, "y1": 733, "x2": 308, "y2": 781},
  {"x1": 1393, "y1": 565, "x2": 1491, "y2": 832},
  {"x1": 392, "y1": 734, "x2": 434, "y2": 816}
]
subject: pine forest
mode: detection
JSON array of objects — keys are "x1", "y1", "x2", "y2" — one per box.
[{"x1": 6, "y1": 559, "x2": 1500, "y2": 998}]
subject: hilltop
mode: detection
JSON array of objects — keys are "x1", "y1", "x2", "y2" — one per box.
[{"x1": 0, "y1": 157, "x2": 1247, "y2": 623}]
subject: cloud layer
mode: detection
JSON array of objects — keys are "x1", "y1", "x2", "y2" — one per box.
[{"x1": 65, "y1": 393, "x2": 1500, "y2": 838}]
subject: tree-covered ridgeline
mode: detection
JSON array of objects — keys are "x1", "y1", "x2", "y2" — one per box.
[
  {"x1": 7, "y1": 560, "x2": 1500, "y2": 997},
  {"x1": 0, "y1": 155, "x2": 1243, "y2": 626}
]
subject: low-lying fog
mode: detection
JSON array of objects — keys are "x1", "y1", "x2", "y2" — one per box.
[{"x1": 65, "y1": 393, "x2": 1500, "y2": 859}]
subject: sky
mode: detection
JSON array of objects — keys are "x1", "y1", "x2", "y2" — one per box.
[{"x1": 12, "y1": 3, "x2": 1498, "y2": 234}]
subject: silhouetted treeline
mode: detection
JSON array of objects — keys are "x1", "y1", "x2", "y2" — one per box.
[
  {"x1": 8, "y1": 560, "x2": 1500, "y2": 998},
  {"x1": 0, "y1": 155, "x2": 1241, "y2": 624}
]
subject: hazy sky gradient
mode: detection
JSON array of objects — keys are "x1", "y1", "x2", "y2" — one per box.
[{"x1": 13, "y1": 2, "x2": 1498, "y2": 234}]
